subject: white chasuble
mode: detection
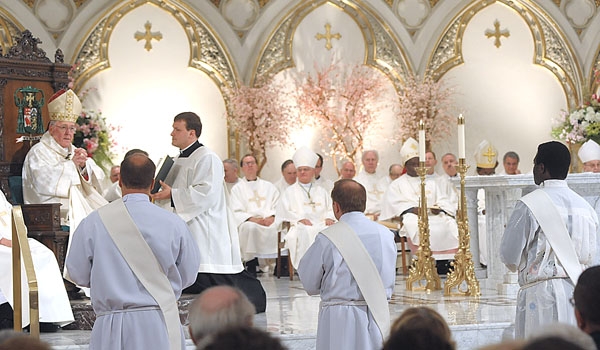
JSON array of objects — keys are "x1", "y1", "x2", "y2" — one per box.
[
  {"x1": 0, "y1": 192, "x2": 73, "y2": 326},
  {"x1": 230, "y1": 177, "x2": 280, "y2": 260},
  {"x1": 276, "y1": 182, "x2": 334, "y2": 268},
  {"x1": 159, "y1": 145, "x2": 243, "y2": 274},
  {"x1": 380, "y1": 174, "x2": 458, "y2": 259},
  {"x1": 355, "y1": 170, "x2": 384, "y2": 215}
]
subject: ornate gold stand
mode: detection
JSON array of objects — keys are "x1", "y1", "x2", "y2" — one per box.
[
  {"x1": 406, "y1": 163, "x2": 441, "y2": 292},
  {"x1": 444, "y1": 159, "x2": 481, "y2": 296}
]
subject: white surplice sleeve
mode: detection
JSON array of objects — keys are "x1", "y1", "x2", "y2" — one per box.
[{"x1": 500, "y1": 201, "x2": 533, "y2": 272}]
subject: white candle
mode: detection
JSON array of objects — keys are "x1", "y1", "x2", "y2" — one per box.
[
  {"x1": 458, "y1": 114, "x2": 465, "y2": 159},
  {"x1": 419, "y1": 120, "x2": 426, "y2": 162}
]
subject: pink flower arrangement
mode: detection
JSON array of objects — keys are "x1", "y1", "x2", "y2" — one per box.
[
  {"x1": 397, "y1": 74, "x2": 456, "y2": 145},
  {"x1": 226, "y1": 77, "x2": 294, "y2": 173},
  {"x1": 296, "y1": 63, "x2": 395, "y2": 172}
]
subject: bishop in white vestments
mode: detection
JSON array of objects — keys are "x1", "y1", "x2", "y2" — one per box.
[
  {"x1": 380, "y1": 138, "x2": 459, "y2": 261},
  {"x1": 0, "y1": 191, "x2": 73, "y2": 329},
  {"x1": 298, "y1": 180, "x2": 396, "y2": 350},
  {"x1": 230, "y1": 154, "x2": 280, "y2": 261},
  {"x1": 276, "y1": 147, "x2": 335, "y2": 268},
  {"x1": 501, "y1": 141, "x2": 598, "y2": 339},
  {"x1": 22, "y1": 89, "x2": 107, "y2": 234}
]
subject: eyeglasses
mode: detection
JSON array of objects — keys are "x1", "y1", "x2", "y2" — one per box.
[
  {"x1": 56, "y1": 125, "x2": 76, "y2": 133},
  {"x1": 242, "y1": 161, "x2": 256, "y2": 166}
]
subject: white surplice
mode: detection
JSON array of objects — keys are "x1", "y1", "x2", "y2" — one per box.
[
  {"x1": 380, "y1": 174, "x2": 459, "y2": 259},
  {"x1": 355, "y1": 170, "x2": 384, "y2": 215},
  {"x1": 66, "y1": 194, "x2": 200, "y2": 350},
  {"x1": 0, "y1": 192, "x2": 73, "y2": 327},
  {"x1": 230, "y1": 177, "x2": 280, "y2": 260},
  {"x1": 583, "y1": 194, "x2": 600, "y2": 266},
  {"x1": 22, "y1": 132, "x2": 107, "y2": 231},
  {"x1": 297, "y1": 212, "x2": 397, "y2": 350},
  {"x1": 314, "y1": 176, "x2": 334, "y2": 195},
  {"x1": 274, "y1": 177, "x2": 294, "y2": 196},
  {"x1": 158, "y1": 144, "x2": 243, "y2": 274},
  {"x1": 102, "y1": 182, "x2": 122, "y2": 202},
  {"x1": 501, "y1": 180, "x2": 598, "y2": 339},
  {"x1": 276, "y1": 182, "x2": 335, "y2": 268}
]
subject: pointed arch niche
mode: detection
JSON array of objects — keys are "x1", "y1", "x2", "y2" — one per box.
[
  {"x1": 70, "y1": 0, "x2": 237, "y2": 163},
  {"x1": 427, "y1": 0, "x2": 582, "y2": 174},
  {"x1": 252, "y1": 0, "x2": 412, "y2": 181}
]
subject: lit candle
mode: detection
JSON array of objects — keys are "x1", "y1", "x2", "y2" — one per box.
[
  {"x1": 458, "y1": 114, "x2": 465, "y2": 159},
  {"x1": 419, "y1": 120, "x2": 426, "y2": 162}
]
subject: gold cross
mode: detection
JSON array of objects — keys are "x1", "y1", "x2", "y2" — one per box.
[
  {"x1": 370, "y1": 184, "x2": 384, "y2": 200},
  {"x1": 304, "y1": 200, "x2": 322, "y2": 213},
  {"x1": 483, "y1": 146, "x2": 497, "y2": 163},
  {"x1": 248, "y1": 190, "x2": 266, "y2": 208},
  {"x1": 134, "y1": 21, "x2": 163, "y2": 52},
  {"x1": 25, "y1": 92, "x2": 35, "y2": 107},
  {"x1": 315, "y1": 23, "x2": 341, "y2": 51},
  {"x1": 485, "y1": 20, "x2": 509, "y2": 48}
]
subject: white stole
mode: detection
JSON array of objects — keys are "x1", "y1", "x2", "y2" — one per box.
[
  {"x1": 98, "y1": 199, "x2": 181, "y2": 350},
  {"x1": 520, "y1": 189, "x2": 584, "y2": 285},
  {"x1": 321, "y1": 221, "x2": 390, "y2": 339}
]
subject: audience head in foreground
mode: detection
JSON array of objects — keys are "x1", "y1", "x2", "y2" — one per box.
[
  {"x1": 195, "y1": 327, "x2": 285, "y2": 350},
  {"x1": 573, "y1": 266, "x2": 600, "y2": 348},
  {"x1": 188, "y1": 286, "x2": 255, "y2": 345},
  {"x1": 389, "y1": 306, "x2": 455, "y2": 349}
]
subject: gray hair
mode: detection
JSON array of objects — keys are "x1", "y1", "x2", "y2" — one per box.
[
  {"x1": 223, "y1": 158, "x2": 239, "y2": 170},
  {"x1": 188, "y1": 286, "x2": 255, "y2": 343},
  {"x1": 362, "y1": 149, "x2": 379, "y2": 160},
  {"x1": 503, "y1": 151, "x2": 520, "y2": 162}
]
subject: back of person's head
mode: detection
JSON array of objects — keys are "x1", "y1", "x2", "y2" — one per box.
[
  {"x1": 124, "y1": 148, "x2": 149, "y2": 159},
  {"x1": 120, "y1": 153, "x2": 156, "y2": 190},
  {"x1": 383, "y1": 328, "x2": 454, "y2": 350},
  {"x1": 188, "y1": 286, "x2": 255, "y2": 344},
  {"x1": 528, "y1": 323, "x2": 596, "y2": 350},
  {"x1": 574, "y1": 266, "x2": 600, "y2": 327},
  {"x1": 331, "y1": 179, "x2": 366, "y2": 213},
  {"x1": 196, "y1": 327, "x2": 285, "y2": 350},
  {"x1": 390, "y1": 307, "x2": 455, "y2": 348},
  {"x1": 522, "y1": 336, "x2": 586, "y2": 350},
  {"x1": 0, "y1": 335, "x2": 51, "y2": 350},
  {"x1": 174, "y1": 111, "x2": 202, "y2": 138},
  {"x1": 534, "y1": 141, "x2": 570, "y2": 179}
]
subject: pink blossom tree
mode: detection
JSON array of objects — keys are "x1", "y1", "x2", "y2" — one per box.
[
  {"x1": 297, "y1": 63, "x2": 395, "y2": 173},
  {"x1": 397, "y1": 73, "x2": 456, "y2": 147},
  {"x1": 226, "y1": 78, "x2": 294, "y2": 174}
]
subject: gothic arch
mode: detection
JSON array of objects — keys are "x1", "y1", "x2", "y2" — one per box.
[
  {"x1": 253, "y1": 0, "x2": 411, "y2": 91},
  {"x1": 0, "y1": 8, "x2": 24, "y2": 54},
  {"x1": 427, "y1": 0, "x2": 582, "y2": 109},
  {"x1": 69, "y1": 0, "x2": 237, "y2": 94}
]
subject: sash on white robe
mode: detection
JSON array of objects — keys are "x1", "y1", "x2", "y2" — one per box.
[
  {"x1": 321, "y1": 221, "x2": 390, "y2": 339},
  {"x1": 521, "y1": 189, "x2": 584, "y2": 285},
  {"x1": 98, "y1": 199, "x2": 181, "y2": 350}
]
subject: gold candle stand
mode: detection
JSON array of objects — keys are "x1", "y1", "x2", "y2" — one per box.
[
  {"x1": 444, "y1": 158, "x2": 481, "y2": 296},
  {"x1": 406, "y1": 162, "x2": 441, "y2": 292}
]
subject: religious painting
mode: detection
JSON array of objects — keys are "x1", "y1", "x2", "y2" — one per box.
[{"x1": 14, "y1": 86, "x2": 45, "y2": 134}]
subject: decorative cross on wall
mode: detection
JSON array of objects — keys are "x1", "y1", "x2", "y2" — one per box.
[
  {"x1": 485, "y1": 20, "x2": 510, "y2": 48},
  {"x1": 315, "y1": 23, "x2": 341, "y2": 50},
  {"x1": 134, "y1": 21, "x2": 163, "y2": 51}
]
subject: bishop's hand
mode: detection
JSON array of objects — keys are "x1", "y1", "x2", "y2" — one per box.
[{"x1": 72, "y1": 148, "x2": 88, "y2": 168}]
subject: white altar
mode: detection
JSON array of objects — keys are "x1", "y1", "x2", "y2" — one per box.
[{"x1": 461, "y1": 172, "x2": 600, "y2": 294}]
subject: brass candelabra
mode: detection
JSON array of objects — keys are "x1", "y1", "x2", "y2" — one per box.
[
  {"x1": 406, "y1": 162, "x2": 441, "y2": 292},
  {"x1": 444, "y1": 158, "x2": 481, "y2": 296}
]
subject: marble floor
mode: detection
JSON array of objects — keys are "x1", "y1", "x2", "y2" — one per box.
[{"x1": 37, "y1": 271, "x2": 517, "y2": 350}]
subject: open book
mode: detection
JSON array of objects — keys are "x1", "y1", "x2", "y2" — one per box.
[{"x1": 151, "y1": 156, "x2": 174, "y2": 194}]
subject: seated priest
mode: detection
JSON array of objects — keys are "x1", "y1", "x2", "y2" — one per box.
[
  {"x1": 380, "y1": 138, "x2": 459, "y2": 273},
  {"x1": 274, "y1": 159, "x2": 297, "y2": 195},
  {"x1": 22, "y1": 89, "x2": 107, "y2": 235},
  {"x1": 0, "y1": 191, "x2": 73, "y2": 332},
  {"x1": 579, "y1": 139, "x2": 600, "y2": 173},
  {"x1": 230, "y1": 154, "x2": 280, "y2": 276},
  {"x1": 276, "y1": 147, "x2": 335, "y2": 269},
  {"x1": 355, "y1": 150, "x2": 385, "y2": 221}
]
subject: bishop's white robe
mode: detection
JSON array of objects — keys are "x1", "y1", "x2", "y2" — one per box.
[
  {"x1": 22, "y1": 132, "x2": 107, "y2": 232},
  {"x1": 0, "y1": 192, "x2": 73, "y2": 327},
  {"x1": 297, "y1": 211, "x2": 397, "y2": 350},
  {"x1": 102, "y1": 182, "x2": 122, "y2": 202},
  {"x1": 158, "y1": 144, "x2": 243, "y2": 274},
  {"x1": 380, "y1": 174, "x2": 459, "y2": 260},
  {"x1": 355, "y1": 170, "x2": 384, "y2": 215},
  {"x1": 501, "y1": 180, "x2": 598, "y2": 338},
  {"x1": 276, "y1": 182, "x2": 335, "y2": 268},
  {"x1": 230, "y1": 177, "x2": 280, "y2": 260},
  {"x1": 66, "y1": 194, "x2": 200, "y2": 349}
]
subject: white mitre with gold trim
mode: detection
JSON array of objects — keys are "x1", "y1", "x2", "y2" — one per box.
[
  {"x1": 48, "y1": 89, "x2": 82, "y2": 123},
  {"x1": 474, "y1": 140, "x2": 498, "y2": 169},
  {"x1": 578, "y1": 139, "x2": 600, "y2": 163},
  {"x1": 400, "y1": 137, "x2": 419, "y2": 165},
  {"x1": 292, "y1": 146, "x2": 318, "y2": 168}
]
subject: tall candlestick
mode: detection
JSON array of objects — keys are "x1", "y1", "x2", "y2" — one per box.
[
  {"x1": 458, "y1": 114, "x2": 465, "y2": 159},
  {"x1": 419, "y1": 120, "x2": 426, "y2": 162}
]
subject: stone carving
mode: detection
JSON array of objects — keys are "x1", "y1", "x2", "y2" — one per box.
[
  {"x1": 71, "y1": 18, "x2": 108, "y2": 86},
  {"x1": 429, "y1": 19, "x2": 460, "y2": 78},
  {"x1": 192, "y1": 19, "x2": 236, "y2": 88}
]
